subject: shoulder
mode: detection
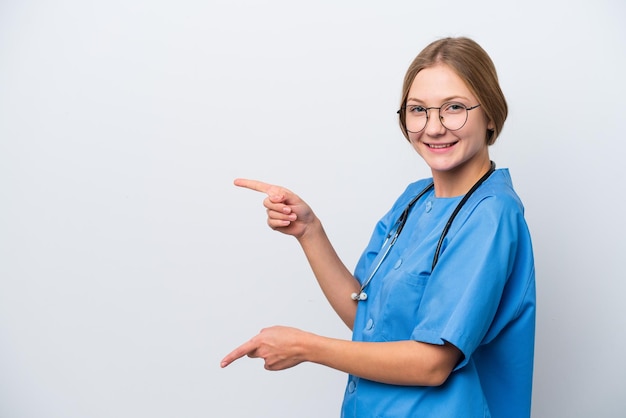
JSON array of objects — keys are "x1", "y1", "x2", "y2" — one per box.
[
  {"x1": 448, "y1": 169, "x2": 530, "y2": 240},
  {"x1": 471, "y1": 168, "x2": 525, "y2": 215}
]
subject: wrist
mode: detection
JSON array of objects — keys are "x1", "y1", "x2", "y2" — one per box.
[
  {"x1": 296, "y1": 217, "x2": 324, "y2": 244},
  {"x1": 301, "y1": 331, "x2": 325, "y2": 365}
]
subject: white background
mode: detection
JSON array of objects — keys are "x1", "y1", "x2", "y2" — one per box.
[{"x1": 1, "y1": 1, "x2": 625, "y2": 417}]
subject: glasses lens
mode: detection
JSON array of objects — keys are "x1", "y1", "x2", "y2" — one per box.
[
  {"x1": 404, "y1": 105, "x2": 427, "y2": 133},
  {"x1": 439, "y1": 102, "x2": 468, "y2": 131}
]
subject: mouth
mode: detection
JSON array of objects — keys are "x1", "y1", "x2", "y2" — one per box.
[{"x1": 425, "y1": 141, "x2": 458, "y2": 149}]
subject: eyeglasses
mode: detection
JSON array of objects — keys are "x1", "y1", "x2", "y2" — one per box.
[{"x1": 397, "y1": 102, "x2": 481, "y2": 133}]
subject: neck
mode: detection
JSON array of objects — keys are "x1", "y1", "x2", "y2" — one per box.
[{"x1": 432, "y1": 158, "x2": 493, "y2": 198}]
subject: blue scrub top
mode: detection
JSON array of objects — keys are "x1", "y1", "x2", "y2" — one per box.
[{"x1": 341, "y1": 169, "x2": 536, "y2": 418}]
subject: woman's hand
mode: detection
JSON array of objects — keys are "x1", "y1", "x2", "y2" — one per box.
[
  {"x1": 234, "y1": 178, "x2": 317, "y2": 239},
  {"x1": 220, "y1": 326, "x2": 312, "y2": 370}
]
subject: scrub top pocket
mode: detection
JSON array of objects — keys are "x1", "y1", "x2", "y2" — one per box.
[{"x1": 378, "y1": 269, "x2": 429, "y2": 341}]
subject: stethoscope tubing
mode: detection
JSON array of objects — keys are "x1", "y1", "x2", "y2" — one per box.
[{"x1": 352, "y1": 162, "x2": 496, "y2": 302}]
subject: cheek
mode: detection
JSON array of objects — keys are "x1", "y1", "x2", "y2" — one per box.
[
  {"x1": 407, "y1": 131, "x2": 422, "y2": 145},
  {"x1": 409, "y1": 135, "x2": 425, "y2": 155},
  {"x1": 465, "y1": 133, "x2": 490, "y2": 151},
  {"x1": 457, "y1": 120, "x2": 489, "y2": 145}
]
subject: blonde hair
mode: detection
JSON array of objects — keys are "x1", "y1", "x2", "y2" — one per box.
[{"x1": 399, "y1": 37, "x2": 507, "y2": 145}]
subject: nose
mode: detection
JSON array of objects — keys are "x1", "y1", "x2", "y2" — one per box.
[{"x1": 424, "y1": 108, "x2": 446, "y2": 135}]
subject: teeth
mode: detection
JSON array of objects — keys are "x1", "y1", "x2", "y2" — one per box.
[{"x1": 429, "y1": 143, "x2": 453, "y2": 149}]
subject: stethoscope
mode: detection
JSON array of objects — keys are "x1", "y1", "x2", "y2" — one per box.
[{"x1": 351, "y1": 161, "x2": 496, "y2": 302}]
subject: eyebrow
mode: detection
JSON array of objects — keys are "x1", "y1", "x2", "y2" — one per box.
[{"x1": 406, "y1": 95, "x2": 471, "y2": 104}]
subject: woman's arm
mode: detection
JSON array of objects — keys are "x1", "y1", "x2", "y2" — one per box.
[{"x1": 220, "y1": 326, "x2": 462, "y2": 387}]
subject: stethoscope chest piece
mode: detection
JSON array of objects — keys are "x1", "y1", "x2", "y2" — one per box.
[{"x1": 351, "y1": 292, "x2": 368, "y2": 301}]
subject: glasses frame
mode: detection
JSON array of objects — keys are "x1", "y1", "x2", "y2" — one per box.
[{"x1": 397, "y1": 102, "x2": 481, "y2": 133}]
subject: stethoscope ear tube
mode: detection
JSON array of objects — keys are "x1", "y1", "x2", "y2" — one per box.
[{"x1": 431, "y1": 161, "x2": 496, "y2": 269}]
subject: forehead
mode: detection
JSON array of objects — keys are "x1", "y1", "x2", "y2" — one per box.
[{"x1": 407, "y1": 64, "x2": 475, "y2": 102}]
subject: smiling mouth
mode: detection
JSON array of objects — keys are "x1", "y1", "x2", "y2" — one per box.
[{"x1": 427, "y1": 141, "x2": 458, "y2": 149}]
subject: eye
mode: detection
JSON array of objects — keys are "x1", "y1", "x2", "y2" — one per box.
[
  {"x1": 442, "y1": 102, "x2": 466, "y2": 114},
  {"x1": 407, "y1": 105, "x2": 427, "y2": 114}
]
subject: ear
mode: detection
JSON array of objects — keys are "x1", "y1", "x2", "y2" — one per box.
[{"x1": 487, "y1": 119, "x2": 495, "y2": 131}]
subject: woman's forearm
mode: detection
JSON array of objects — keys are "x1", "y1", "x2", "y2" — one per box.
[
  {"x1": 297, "y1": 219, "x2": 361, "y2": 329},
  {"x1": 304, "y1": 332, "x2": 461, "y2": 387}
]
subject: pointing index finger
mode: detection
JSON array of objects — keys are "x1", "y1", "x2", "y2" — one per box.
[
  {"x1": 220, "y1": 339, "x2": 257, "y2": 368},
  {"x1": 233, "y1": 178, "x2": 274, "y2": 195}
]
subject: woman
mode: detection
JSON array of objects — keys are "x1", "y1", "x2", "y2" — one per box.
[{"x1": 221, "y1": 37, "x2": 536, "y2": 418}]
